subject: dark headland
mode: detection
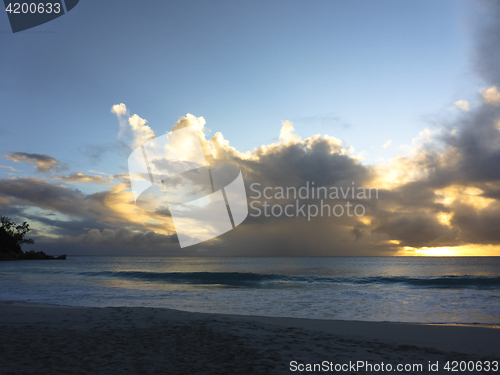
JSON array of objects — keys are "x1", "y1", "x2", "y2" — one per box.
[{"x1": 0, "y1": 216, "x2": 66, "y2": 261}]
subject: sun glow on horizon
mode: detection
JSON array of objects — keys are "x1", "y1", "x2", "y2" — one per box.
[{"x1": 396, "y1": 245, "x2": 500, "y2": 257}]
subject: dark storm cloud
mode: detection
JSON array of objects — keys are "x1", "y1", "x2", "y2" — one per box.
[
  {"x1": 53, "y1": 227, "x2": 178, "y2": 249},
  {"x1": 373, "y1": 211, "x2": 457, "y2": 248},
  {"x1": 448, "y1": 108, "x2": 500, "y2": 184},
  {"x1": 185, "y1": 133, "x2": 393, "y2": 256},
  {"x1": 211, "y1": 136, "x2": 371, "y2": 193},
  {"x1": 0, "y1": 178, "x2": 85, "y2": 215},
  {"x1": 450, "y1": 200, "x2": 500, "y2": 244}
]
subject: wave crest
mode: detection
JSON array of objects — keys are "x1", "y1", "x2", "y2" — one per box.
[{"x1": 80, "y1": 271, "x2": 500, "y2": 289}]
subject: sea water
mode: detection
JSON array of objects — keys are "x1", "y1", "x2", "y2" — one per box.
[{"x1": 0, "y1": 256, "x2": 499, "y2": 324}]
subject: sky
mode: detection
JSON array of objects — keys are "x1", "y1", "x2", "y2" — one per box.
[{"x1": 1, "y1": 0, "x2": 500, "y2": 256}]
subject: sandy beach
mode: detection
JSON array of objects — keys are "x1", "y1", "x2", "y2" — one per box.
[{"x1": 0, "y1": 301, "x2": 498, "y2": 374}]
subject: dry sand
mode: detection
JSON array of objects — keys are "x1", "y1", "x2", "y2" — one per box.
[{"x1": 0, "y1": 301, "x2": 498, "y2": 374}]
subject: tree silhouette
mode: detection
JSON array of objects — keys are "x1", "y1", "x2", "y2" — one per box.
[{"x1": 0, "y1": 216, "x2": 34, "y2": 256}]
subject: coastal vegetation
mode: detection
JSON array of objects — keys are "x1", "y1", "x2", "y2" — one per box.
[{"x1": 0, "y1": 216, "x2": 65, "y2": 260}]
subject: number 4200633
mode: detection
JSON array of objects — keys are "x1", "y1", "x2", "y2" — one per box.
[{"x1": 5, "y1": 2, "x2": 61, "y2": 14}]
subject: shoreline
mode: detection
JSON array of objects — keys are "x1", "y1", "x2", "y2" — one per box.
[
  {"x1": 2, "y1": 299, "x2": 499, "y2": 328},
  {"x1": 1, "y1": 301, "x2": 499, "y2": 374}
]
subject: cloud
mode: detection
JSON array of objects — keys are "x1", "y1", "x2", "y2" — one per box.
[
  {"x1": 89, "y1": 170, "x2": 110, "y2": 175},
  {"x1": 111, "y1": 104, "x2": 156, "y2": 149},
  {"x1": 3, "y1": 99, "x2": 500, "y2": 256},
  {"x1": 0, "y1": 165, "x2": 16, "y2": 172},
  {"x1": 5, "y1": 92, "x2": 500, "y2": 256},
  {"x1": 56, "y1": 227, "x2": 178, "y2": 249},
  {"x1": 0, "y1": 113, "x2": 383, "y2": 255},
  {"x1": 4, "y1": 152, "x2": 65, "y2": 173},
  {"x1": 128, "y1": 114, "x2": 155, "y2": 149},
  {"x1": 382, "y1": 140, "x2": 392, "y2": 149},
  {"x1": 111, "y1": 103, "x2": 127, "y2": 116},
  {"x1": 55, "y1": 172, "x2": 113, "y2": 184},
  {"x1": 279, "y1": 121, "x2": 302, "y2": 144},
  {"x1": 88, "y1": 101, "x2": 500, "y2": 255},
  {"x1": 369, "y1": 87, "x2": 500, "y2": 251},
  {"x1": 0, "y1": 177, "x2": 178, "y2": 249},
  {"x1": 111, "y1": 103, "x2": 129, "y2": 140},
  {"x1": 454, "y1": 100, "x2": 470, "y2": 111},
  {"x1": 172, "y1": 113, "x2": 208, "y2": 135},
  {"x1": 0, "y1": 177, "x2": 86, "y2": 215},
  {"x1": 481, "y1": 86, "x2": 500, "y2": 105}
]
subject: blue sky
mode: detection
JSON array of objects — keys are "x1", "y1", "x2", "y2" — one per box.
[
  {"x1": 2, "y1": 0, "x2": 500, "y2": 256},
  {"x1": 1, "y1": 0, "x2": 478, "y2": 172}
]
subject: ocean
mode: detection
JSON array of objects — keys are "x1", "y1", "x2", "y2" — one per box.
[{"x1": 0, "y1": 256, "x2": 499, "y2": 325}]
